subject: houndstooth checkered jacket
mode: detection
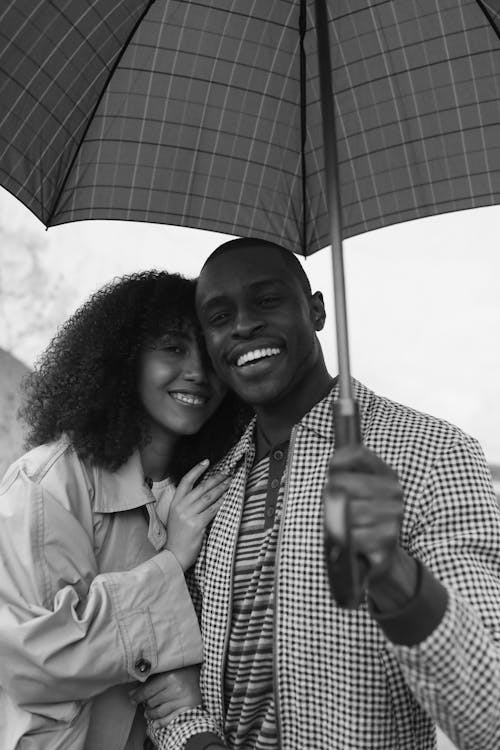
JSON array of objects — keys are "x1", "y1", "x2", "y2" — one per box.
[{"x1": 151, "y1": 380, "x2": 500, "y2": 750}]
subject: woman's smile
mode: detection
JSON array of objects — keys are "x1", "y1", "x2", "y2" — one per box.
[{"x1": 169, "y1": 390, "x2": 209, "y2": 407}]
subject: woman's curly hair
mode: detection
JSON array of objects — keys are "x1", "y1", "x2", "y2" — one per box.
[{"x1": 20, "y1": 270, "x2": 251, "y2": 481}]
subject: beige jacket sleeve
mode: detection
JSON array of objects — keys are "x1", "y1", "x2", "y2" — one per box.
[{"x1": 0, "y1": 466, "x2": 203, "y2": 712}]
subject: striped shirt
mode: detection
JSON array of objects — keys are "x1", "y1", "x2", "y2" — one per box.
[{"x1": 224, "y1": 445, "x2": 288, "y2": 749}]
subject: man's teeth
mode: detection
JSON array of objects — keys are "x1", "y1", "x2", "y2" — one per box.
[
  {"x1": 170, "y1": 392, "x2": 206, "y2": 406},
  {"x1": 236, "y1": 347, "x2": 281, "y2": 367}
]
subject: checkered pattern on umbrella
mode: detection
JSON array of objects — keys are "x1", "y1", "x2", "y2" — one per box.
[
  {"x1": 150, "y1": 379, "x2": 500, "y2": 750},
  {"x1": 1, "y1": 0, "x2": 499, "y2": 254}
]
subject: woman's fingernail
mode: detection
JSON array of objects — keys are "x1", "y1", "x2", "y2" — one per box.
[{"x1": 201, "y1": 459, "x2": 210, "y2": 466}]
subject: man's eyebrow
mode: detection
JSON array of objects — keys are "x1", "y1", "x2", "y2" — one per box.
[
  {"x1": 248, "y1": 278, "x2": 287, "y2": 291},
  {"x1": 199, "y1": 278, "x2": 288, "y2": 313}
]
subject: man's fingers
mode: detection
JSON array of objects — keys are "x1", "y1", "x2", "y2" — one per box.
[
  {"x1": 351, "y1": 523, "x2": 400, "y2": 563},
  {"x1": 142, "y1": 666, "x2": 202, "y2": 723},
  {"x1": 326, "y1": 472, "x2": 402, "y2": 500},
  {"x1": 130, "y1": 666, "x2": 201, "y2": 705},
  {"x1": 331, "y1": 445, "x2": 396, "y2": 476},
  {"x1": 145, "y1": 697, "x2": 201, "y2": 722},
  {"x1": 130, "y1": 674, "x2": 172, "y2": 704},
  {"x1": 346, "y1": 497, "x2": 403, "y2": 527},
  {"x1": 140, "y1": 686, "x2": 172, "y2": 709},
  {"x1": 324, "y1": 490, "x2": 348, "y2": 545},
  {"x1": 149, "y1": 706, "x2": 200, "y2": 728}
]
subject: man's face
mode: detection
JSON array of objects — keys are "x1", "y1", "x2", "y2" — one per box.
[{"x1": 196, "y1": 244, "x2": 325, "y2": 407}]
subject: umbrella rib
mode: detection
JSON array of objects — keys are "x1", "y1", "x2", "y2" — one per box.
[
  {"x1": 474, "y1": 0, "x2": 500, "y2": 40},
  {"x1": 299, "y1": 0, "x2": 307, "y2": 256},
  {"x1": 45, "y1": 0, "x2": 158, "y2": 227}
]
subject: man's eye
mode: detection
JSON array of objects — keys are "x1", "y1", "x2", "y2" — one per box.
[{"x1": 260, "y1": 296, "x2": 280, "y2": 307}]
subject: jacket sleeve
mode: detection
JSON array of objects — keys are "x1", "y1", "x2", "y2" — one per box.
[
  {"x1": 0, "y1": 466, "x2": 203, "y2": 711},
  {"x1": 147, "y1": 541, "x2": 226, "y2": 750},
  {"x1": 388, "y1": 436, "x2": 500, "y2": 749},
  {"x1": 148, "y1": 709, "x2": 225, "y2": 750}
]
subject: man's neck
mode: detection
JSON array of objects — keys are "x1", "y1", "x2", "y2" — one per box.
[{"x1": 254, "y1": 369, "x2": 335, "y2": 448}]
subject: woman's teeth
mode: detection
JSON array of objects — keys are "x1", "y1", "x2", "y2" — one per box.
[
  {"x1": 236, "y1": 347, "x2": 281, "y2": 367},
  {"x1": 170, "y1": 392, "x2": 206, "y2": 406}
]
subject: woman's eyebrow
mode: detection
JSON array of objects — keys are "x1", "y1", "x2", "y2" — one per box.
[
  {"x1": 154, "y1": 329, "x2": 191, "y2": 343},
  {"x1": 199, "y1": 294, "x2": 231, "y2": 314}
]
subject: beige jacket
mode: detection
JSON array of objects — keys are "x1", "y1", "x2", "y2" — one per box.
[{"x1": 0, "y1": 436, "x2": 202, "y2": 750}]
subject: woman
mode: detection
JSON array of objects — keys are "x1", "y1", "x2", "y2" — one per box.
[{"x1": 0, "y1": 271, "x2": 248, "y2": 750}]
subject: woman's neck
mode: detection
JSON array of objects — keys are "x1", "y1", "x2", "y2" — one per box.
[{"x1": 139, "y1": 430, "x2": 178, "y2": 482}]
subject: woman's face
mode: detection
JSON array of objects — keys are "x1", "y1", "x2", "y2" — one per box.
[{"x1": 138, "y1": 327, "x2": 227, "y2": 440}]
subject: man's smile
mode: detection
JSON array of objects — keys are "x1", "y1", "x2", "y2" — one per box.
[{"x1": 235, "y1": 347, "x2": 282, "y2": 367}]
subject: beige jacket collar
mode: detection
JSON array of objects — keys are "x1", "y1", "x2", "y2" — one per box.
[{"x1": 94, "y1": 450, "x2": 152, "y2": 514}]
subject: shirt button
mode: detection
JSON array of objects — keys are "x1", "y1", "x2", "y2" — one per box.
[
  {"x1": 266, "y1": 506, "x2": 275, "y2": 517},
  {"x1": 135, "y1": 657, "x2": 151, "y2": 674},
  {"x1": 270, "y1": 478, "x2": 280, "y2": 489},
  {"x1": 273, "y1": 450, "x2": 284, "y2": 461}
]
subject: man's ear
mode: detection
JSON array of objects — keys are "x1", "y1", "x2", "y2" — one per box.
[{"x1": 310, "y1": 291, "x2": 326, "y2": 331}]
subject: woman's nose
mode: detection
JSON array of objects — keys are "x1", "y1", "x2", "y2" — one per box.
[{"x1": 183, "y1": 348, "x2": 207, "y2": 382}]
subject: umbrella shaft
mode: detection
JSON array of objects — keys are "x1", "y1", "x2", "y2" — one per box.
[
  {"x1": 313, "y1": 0, "x2": 353, "y2": 404},
  {"x1": 330, "y1": 244, "x2": 352, "y2": 404}
]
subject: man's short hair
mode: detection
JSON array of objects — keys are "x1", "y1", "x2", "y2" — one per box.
[{"x1": 201, "y1": 237, "x2": 312, "y2": 296}]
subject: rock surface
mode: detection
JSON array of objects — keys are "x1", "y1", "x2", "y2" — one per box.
[{"x1": 0, "y1": 348, "x2": 29, "y2": 478}]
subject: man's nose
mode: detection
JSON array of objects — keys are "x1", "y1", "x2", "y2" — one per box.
[{"x1": 233, "y1": 308, "x2": 264, "y2": 338}]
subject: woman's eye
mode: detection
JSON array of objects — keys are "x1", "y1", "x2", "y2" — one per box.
[
  {"x1": 208, "y1": 311, "x2": 229, "y2": 326},
  {"x1": 160, "y1": 344, "x2": 183, "y2": 354}
]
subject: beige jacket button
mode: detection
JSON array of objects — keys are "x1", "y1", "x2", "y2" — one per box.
[{"x1": 135, "y1": 657, "x2": 151, "y2": 674}]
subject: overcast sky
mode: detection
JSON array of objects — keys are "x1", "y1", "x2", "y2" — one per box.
[{"x1": 1, "y1": 187, "x2": 499, "y2": 463}]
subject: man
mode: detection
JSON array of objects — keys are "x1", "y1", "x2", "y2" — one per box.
[{"x1": 145, "y1": 238, "x2": 500, "y2": 749}]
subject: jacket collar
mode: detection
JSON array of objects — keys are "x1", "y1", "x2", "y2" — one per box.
[
  {"x1": 216, "y1": 378, "x2": 376, "y2": 473},
  {"x1": 215, "y1": 417, "x2": 257, "y2": 475},
  {"x1": 299, "y1": 377, "x2": 375, "y2": 443},
  {"x1": 94, "y1": 449, "x2": 152, "y2": 513}
]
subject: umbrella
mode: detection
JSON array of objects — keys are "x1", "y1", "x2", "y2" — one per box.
[{"x1": 1, "y1": 0, "x2": 500, "y2": 605}]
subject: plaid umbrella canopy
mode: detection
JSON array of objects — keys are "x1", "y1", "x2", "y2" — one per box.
[
  {"x1": 1, "y1": 0, "x2": 500, "y2": 390},
  {"x1": 1, "y1": 1, "x2": 499, "y2": 241},
  {"x1": 1, "y1": 0, "x2": 500, "y2": 604}
]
